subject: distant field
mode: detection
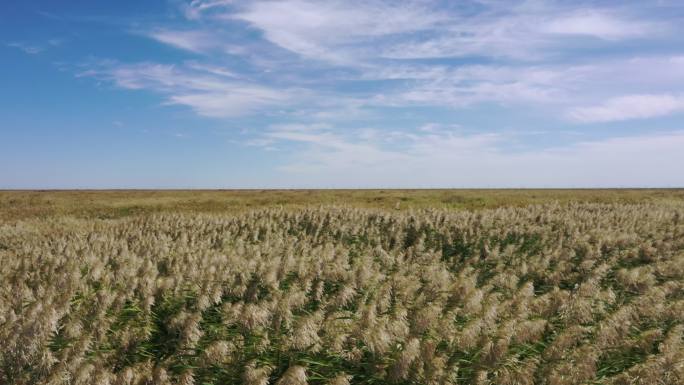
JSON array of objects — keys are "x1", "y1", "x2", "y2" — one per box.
[
  {"x1": 1, "y1": 191, "x2": 683, "y2": 385},
  {"x1": 1, "y1": 189, "x2": 683, "y2": 221}
]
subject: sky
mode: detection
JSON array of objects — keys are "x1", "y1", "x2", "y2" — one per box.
[{"x1": 1, "y1": 0, "x2": 684, "y2": 188}]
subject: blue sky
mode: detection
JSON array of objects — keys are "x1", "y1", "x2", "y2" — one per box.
[{"x1": 2, "y1": 0, "x2": 684, "y2": 188}]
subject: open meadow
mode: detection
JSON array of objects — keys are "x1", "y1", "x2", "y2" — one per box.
[{"x1": 1, "y1": 190, "x2": 683, "y2": 385}]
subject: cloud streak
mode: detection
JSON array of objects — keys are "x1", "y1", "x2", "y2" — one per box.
[
  {"x1": 7, "y1": 42, "x2": 45, "y2": 54},
  {"x1": 146, "y1": 30, "x2": 220, "y2": 53},
  {"x1": 82, "y1": 61, "x2": 299, "y2": 117},
  {"x1": 114, "y1": 0, "x2": 684, "y2": 123},
  {"x1": 230, "y1": 0, "x2": 443, "y2": 63},
  {"x1": 569, "y1": 94, "x2": 684, "y2": 123},
  {"x1": 251, "y1": 125, "x2": 684, "y2": 187},
  {"x1": 540, "y1": 10, "x2": 659, "y2": 40}
]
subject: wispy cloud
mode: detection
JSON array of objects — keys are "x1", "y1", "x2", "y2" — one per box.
[
  {"x1": 187, "y1": 1, "x2": 661, "y2": 62},
  {"x1": 359, "y1": 55, "x2": 684, "y2": 117},
  {"x1": 229, "y1": 0, "x2": 443, "y2": 63},
  {"x1": 369, "y1": 64, "x2": 580, "y2": 108},
  {"x1": 127, "y1": 1, "x2": 681, "y2": 122},
  {"x1": 146, "y1": 29, "x2": 220, "y2": 53},
  {"x1": 182, "y1": 0, "x2": 237, "y2": 20},
  {"x1": 250, "y1": 125, "x2": 684, "y2": 187},
  {"x1": 7, "y1": 38, "x2": 64, "y2": 55},
  {"x1": 7, "y1": 42, "x2": 44, "y2": 54},
  {"x1": 539, "y1": 10, "x2": 659, "y2": 40},
  {"x1": 253, "y1": 123, "x2": 415, "y2": 174},
  {"x1": 380, "y1": 8, "x2": 655, "y2": 60},
  {"x1": 568, "y1": 94, "x2": 684, "y2": 123},
  {"x1": 167, "y1": 87, "x2": 291, "y2": 117},
  {"x1": 81, "y1": 61, "x2": 299, "y2": 117},
  {"x1": 83, "y1": 1, "x2": 684, "y2": 125}
]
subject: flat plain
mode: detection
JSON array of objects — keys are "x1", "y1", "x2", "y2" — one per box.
[
  {"x1": 2, "y1": 189, "x2": 684, "y2": 221},
  {"x1": 1, "y1": 190, "x2": 683, "y2": 385}
]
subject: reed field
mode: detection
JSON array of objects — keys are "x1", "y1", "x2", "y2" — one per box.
[{"x1": 1, "y1": 190, "x2": 683, "y2": 385}]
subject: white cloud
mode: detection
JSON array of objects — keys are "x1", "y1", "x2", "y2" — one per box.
[
  {"x1": 380, "y1": 7, "x2": 657, "y2": 60},
  {"x1": 360, "y1": 56, "x2": 684, "y2": 115},
  {"x1": 92, "y1": 2, "x2": 684, "y2": 123},
  {"x1": 83, "y1": 61, "x2": 297, "y2": 117},
  {"x1": 183, "y1": 0, "x2": 237, "y2": 19},
  {"x1": 362, "y1": 64, "x2": 588, "y2": 108},
  {"x1": 186, "y1": 1, "x2": 656, "y2": 62},
  {"x1": 7, "y1": 38, "x2": 65, "y2": 54},
  {"x1": 7, "y1": 42, "x2": 44, "y2": 54},
  {"x1": 147, "y1": 30, "x2": 220, "y2": 53},
  {"x1": 168, "y1": 87, "x2": 290, "y2": 117},
  {"x1": 568, "y1": 94, "x2": 684, "y2": 123},
  {"x1": 227, "y1": 0, "x2": 443, "y2": 63},
  {"x1": 253, "y1": 127, "x2": 684, "y2": 187},
  {"x1": 540, "y1": 10, "x2": 657, "y2": 40},
  {"x1": 256, "y1": 123, "x2": 413, "y2": 173},
  {"x1": 185, "y1": 62, "x2": 240, "y2": 78}
]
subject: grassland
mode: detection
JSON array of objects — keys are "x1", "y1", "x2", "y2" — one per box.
[
  {"x1": 1, "y1": 190, "x2": 683, "y2": 385},
  {"x1": 2, "y1": 189, "x2": 683, "y2": 221}
]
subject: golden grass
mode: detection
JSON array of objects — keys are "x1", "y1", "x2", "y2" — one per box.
[
  {"x1": 1, "y1": 189, "x2": 683, "y2": 221},
  {"x1": 1, "y1": 190, "x2": 683, "y2": 384}
]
